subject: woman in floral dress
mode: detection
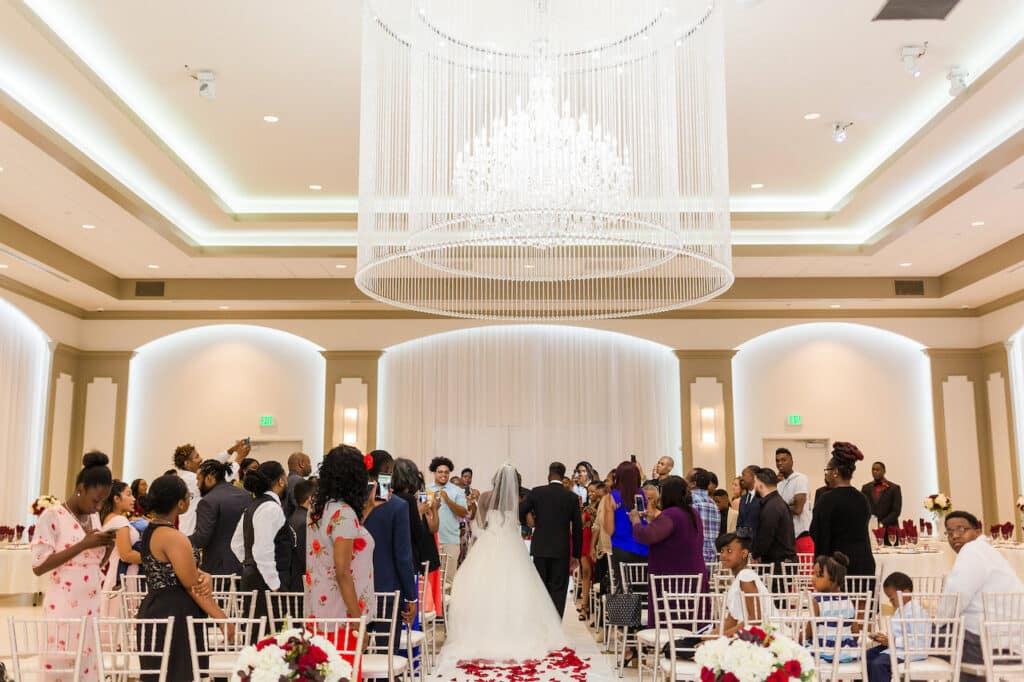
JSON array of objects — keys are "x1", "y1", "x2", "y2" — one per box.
[
  {"x1": 305, "y1": 445, "x2": 376, "y2": 682},
  {"x1": 31, "y1": 452, "x2": 115, "y2": 681}
]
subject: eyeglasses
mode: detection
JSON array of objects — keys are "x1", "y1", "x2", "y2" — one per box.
[
  {"x1": 823, "y1": 468, "x2": 836, "y2": 475},
  {"x1": 945, "y1": 526, "x2": 974, "y2": 538}
]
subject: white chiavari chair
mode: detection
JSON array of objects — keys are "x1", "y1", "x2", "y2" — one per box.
[
  {"x1": 120, "y1": 590, "x2": 147, "y2": 620},
  {"x1": 7, "y1": 617, "x2": 86, "y2": 681},
  {"x1": 638, "y1": 574, "x2": 703, "y2": 682},
  {"x1": 415, "y1": 562, "x2": 438, "y2": 668},
  {"x1": 765, "y1": 591, "x2": 805, "y2": 621},
  {"x1": 265, "y1": 591, "x2": 305, "y2": 632},
  {"x1": 362, "y1": 591, "x2": 410, "y2": 681},
  {"x1": 658, "y1": 592, "x2": 725, "y2": 681},
  {"x1": 602, "y1": 553, "x2": 618, "y2": 649},
  {"x1": 122, "y1": 573, "x2": 147, "y2": 594},
  {"x1": 208, "y1": 574, "x2": 240, "y2": 594},
  {"x1": 186, "y1": 616, "x2": 265, "y2": 681},
  {"x1": 844, "y1": 575, "x2": 878, "y2": 612},
  {"x1": 212, "y1": 589, "x2": 257, "y2": 620},
  {"x1": 299, "y1": 616, "x2": 366, "y2": 674},
  {"x1": 886, "y1": 593, "x2": 964, "y2": 682},
  {"x1": 775, "y1": 562, "x2": 813, "y2": 593},
  {"x1": 710, "y1": 565, "x2": 733, "y2": 593},
  {"x1": 398, "y1": 575, "x2": 429, "y2": 680},
  {"x1": 613, "y1": 562, "x2": 648, "y2": 676},
  {"x1": 983, "y1": 591, "x2": 1024, "y2": 622},
  {"x1": 907, "y1": 575, "x2": 946, "y2": 595},
  {"x1": 978, "y1": 619, "x2": 1024, "y2": 681},
  {"x1": 806, "y1": 592, "x2": 871, "y2": 681},
  {"x1": 746, "y1": 562, "x2": 774, "y2": 582},
  {"x1": 94, "y1": 616, "x2": 174, "y2": 682}
]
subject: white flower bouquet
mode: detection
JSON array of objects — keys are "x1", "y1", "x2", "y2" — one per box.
[
  {"x1": 232, "y1": 628, "x2": 351, "y2": 682},
  {"x1": 30, "y1": 495, "x2": 59, "y2": 516},
  {"x1": 695, "y1": 626, "x2": 815, "y2": 682},
  {"x1": 923, "y1": 493, "x2": 952, "y2": 514}
]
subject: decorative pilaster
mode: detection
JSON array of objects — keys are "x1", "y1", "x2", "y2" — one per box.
[
  {"x1": 673, "y1": 350, "x2": 738, "y2": 481},
  {"x1": 320, "y1": 351, "x2": 384, "y2": 454}
]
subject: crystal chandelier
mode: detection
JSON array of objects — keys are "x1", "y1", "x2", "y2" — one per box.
[{"x1": 357, "y1": 0, "x2": 733, "y2": 319}]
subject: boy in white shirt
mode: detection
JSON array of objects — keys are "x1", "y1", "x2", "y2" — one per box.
[{"x1": 867, "y1": 572, "x2": 930, "y2": 681}]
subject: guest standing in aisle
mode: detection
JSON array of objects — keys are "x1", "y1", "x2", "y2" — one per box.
[
  {"x1": 809, "y1": 442, "x2": 875, "y2": 578},
  {"x1": 231, "y1": 460, "x2": 295, "y2": 622},
  {"x1": 736, "y1": 465, "x2": 762, "y2": 543},
  {"x1": 173, "y1": 439, "x2": 250, "y2": 536},
  {"x1": 427, "y1": 456, "x2": 467, "y2": 591},
  {"x1": 284, "y1": 451, "x2": 313, "y2": 518},
  {"x1": 134, "y1": 474, "x2": 225, "y2": 682},
  {"x1": 190, "y1": 458, "x2": 251, "y2": 576},
  {"x1": 860, "y1": 461, "x2": 902, "y2": 542},
  {"x1": 32, "y1": 452, "x2": 115, "y2": 682}
]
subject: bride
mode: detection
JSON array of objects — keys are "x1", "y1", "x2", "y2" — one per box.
[{"x1": 441, "y1": 463, "x2": 568, "y2": 662}]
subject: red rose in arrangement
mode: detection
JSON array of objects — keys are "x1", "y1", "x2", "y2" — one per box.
[
  {"x1": 721, "y1": 673, "x2": 739, "y2": 682},
  {"x1": 766, "y1": 669, "x2": 789, "y2": 682},
  {"x1": 783, "y1": 660, "x2": 802, "y2": 677},
  {"x1": 700, "y1": 667, "x2": 716, "y2": 682}
]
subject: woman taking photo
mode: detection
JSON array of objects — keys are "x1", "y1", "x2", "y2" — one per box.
[
  {"x1": 32, "y1": 452, "x2": 115, "y2": 681},
  {"x1": 809, "y1": 441, "x2": 876, "y2": 578},
  {"x1": 231, "y1": 460, "x2": 294, "y2": 623},
  {"x1": 100, "y1": 480, "x2": 142, "y2": 616},
  {"x1": 135, "y1": 474, "x2": 226, "y2": 682},
  {"x1": 305, "y1": 445, "x2": 376, "y2": 680}
]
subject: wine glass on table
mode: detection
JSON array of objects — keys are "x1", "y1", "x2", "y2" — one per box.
[{"x1": 887, "y1": 527, "x2": 898, "y2": 548}]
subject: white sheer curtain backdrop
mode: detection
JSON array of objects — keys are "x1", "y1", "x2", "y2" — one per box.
[
  {"x1": 0, "y1": 298, "x2": 50, "y2": 523},
  {"x1": 378, "y1": 325, "x2": 682, "y2": 487}
]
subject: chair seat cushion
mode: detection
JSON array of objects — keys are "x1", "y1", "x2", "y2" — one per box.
[
  {"x1": 660, "y1": 657, "x2": 698, "y2": 679},
  {"x1": 400, "y1": 630, "x2": 426, "y2": 647},
  {"x1": 899, "y1": 657, "x2": 955, "y2": 675},
  {"x1": 362, "y1": 654, "x2": 409, "y2": 677}
]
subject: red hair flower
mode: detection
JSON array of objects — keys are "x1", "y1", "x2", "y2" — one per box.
[{"x1": 363, "y1": 454, "x2": 374, "y2": 471}]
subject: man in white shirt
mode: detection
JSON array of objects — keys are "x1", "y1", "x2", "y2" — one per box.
[
  {"x1": 173, "y1": 439, "x2": 250, "y2": 536},
  {"x1": 943, "y1": 510, "x2": 1024, "y2": 682},
  {"x1": 774, "y1": 448, "x2": 811, "y2": 538}
]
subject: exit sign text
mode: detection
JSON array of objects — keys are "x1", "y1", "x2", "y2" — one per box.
[{"x1": 787, "y1": 415, "x2": 802, "y2": 426}]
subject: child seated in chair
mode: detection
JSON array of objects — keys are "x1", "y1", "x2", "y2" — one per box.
[
  {"x1": 866, "y1": 572, "x2": 929, "y2": 682},
  {"x1": 809, "y1": 552, "x2": 860, "y2": 663}
]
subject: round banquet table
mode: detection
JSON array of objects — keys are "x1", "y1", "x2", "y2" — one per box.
[
  {"x1": 0, "y1": 545, "x2": 48, "y2": 598},
  {"x1": 873, "y1": 541, "x2": 1024, "y2": 582}
]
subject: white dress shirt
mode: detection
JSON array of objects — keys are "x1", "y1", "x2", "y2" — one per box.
[
  {"x1": 944, "y1": 535, "x2": 1024, "y2": 634},
  {"x1": 231, "y1": 491, "x2": 287, "y2": 590},
  {"x1": 777, "y1": 471, "x2": 811, "y2": 536},
  {"x1": 177, "y1": 450, "x2": 238, "y2": 537}
]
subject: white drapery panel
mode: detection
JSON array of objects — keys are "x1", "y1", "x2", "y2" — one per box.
[
  {"x1": 378, "y1": 325, "x2": 682, "y2": 487},
  {"x1": 0, "y1": 298, "x2": 50, "y2": 523}
]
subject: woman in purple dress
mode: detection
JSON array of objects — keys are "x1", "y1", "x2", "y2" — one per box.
[{"x1": 629, "y1": 475, "x2": 708, "y2": 628}]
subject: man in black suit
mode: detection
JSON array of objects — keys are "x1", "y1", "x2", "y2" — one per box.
[
  {"x1": 860, "y1": 461, "x2": 902, "y2": 542},
  {"x1": 286, "y1": 478, "x2": 315, "y2": 591},
  {"x1": 283, "y1": 452, "x2": 312, "y2": 518},
  {"x1": 519, "y1": 461, "x2": 583, "y2": 618},
  {"x1": 191, "y1": 459, "x2": 252, "y2": 576},
  {"x1": 736, "y1": 464, "x2": 763, "y2": 543},
  {"x1": 749, "y1": 468, "x2": 797, "y2": 572}
]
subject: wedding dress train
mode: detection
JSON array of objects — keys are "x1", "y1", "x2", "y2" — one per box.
[{"x1": 438, "y1": 464, "x2": 568, "y2": 665}]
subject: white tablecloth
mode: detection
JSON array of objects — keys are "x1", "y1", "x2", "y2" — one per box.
[
  {"x1": 873, "y1": 542, "x2": 1024, "y2": 582},
  {"x1": 0, "y1": 545, "x2": 47, "y2": 595}
]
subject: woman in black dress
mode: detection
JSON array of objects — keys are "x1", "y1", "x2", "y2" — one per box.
[
  {"x1": 809, "y1": 442, "x2": 876, "y2": 578},
  {"x1": 136, "y1": 475, "x2": 227, "y2": 681}
]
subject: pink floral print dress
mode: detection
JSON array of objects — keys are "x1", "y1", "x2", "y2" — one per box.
[
  {"x1": 31, "y1": 505, "x2": 106, "y2": 681},
  {"x1": 304, "y1": 500, "x2": 375, "y2": 619}
]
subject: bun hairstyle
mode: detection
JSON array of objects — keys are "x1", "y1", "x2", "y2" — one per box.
[
  {"x1": 829, "y1": 441, "x2": 864, "y2": 480},
  {"x1": 76, "y1": 451, "x2": 113, "y2": 490},
  {"x1": 197, "y1": 459, "x2": 230, "y2": 483},
  {"x1": 814, "y1": 551, "x2": 851, "y2": 586},
  {"x1": 243, "y1": 460, "x2": 285, "y2": 496}
]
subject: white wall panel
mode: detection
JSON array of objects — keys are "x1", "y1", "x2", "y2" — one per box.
[
  {"x1": 987, "y1": 372, "x2": 1015, "y2": 522},
  {"x1": 942, "y1": 375, "x2": 983, "y2": 517},
  {"x1": 47, "y1": 372, "x2": 74, "y2": 496},
  {"x1": 83, "y1": 377, "x2": 117, "y2": 455}
]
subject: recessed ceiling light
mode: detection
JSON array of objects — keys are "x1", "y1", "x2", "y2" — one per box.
[
  {"x1": 218, "y1": 305, "x2": 230, "y2": 310},
  {"x1": 830, "y1": 304, "x2": 841, "y2": 309},
  {"x1": 308, "y1": 184, "x2": 323, "y2": 191},
  {"x1": 96, "y1": 307, "x2": 104, "y2": 312},
  {"x1": 0, "y1": 264, "x2": 8, "y2": 269},
  {"x1": 960, "y1": 305, "x2": 969, "y2": 310},
  {"x1": 0, "y1": 165, "x2": 4, "y2": 172},
  {"x1": 971, "y1": 221, "x2": 985, "y2": 227},
  {"x1": 899, "y1": 262, "x2": 912, "y2": 267},
  {"x1": 803, "y1": 112, "x2": 821, "y2": 120},
  {"x1": 524, "y1": 264, "x2": 536, "y2": 269},
  {"x1": 81, "y1": 223, "x2": 96, "y2": 230},
  {"x1": 262, "y1": 115, "x2": 279, "y2": 123},
  {"x1": 146, "y1": 264, "x2": 160, "y2": 269},
  {"x1": 335, "y1": 264, "x2": 348, "y2": 269},
  {"x1": 750, "y1": 183, "x2": 764, "y2": 189}
]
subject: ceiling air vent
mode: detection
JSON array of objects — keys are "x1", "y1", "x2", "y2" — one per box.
[
  {"x1": 894, "y1": 279, "x2": 925, "y2": 296},
  {"x1": 134, "y1": 281, "x2": 166, "y2": 297},
  {"x1": 874, "y1": 0, "x2": 960, "y2": 21}
]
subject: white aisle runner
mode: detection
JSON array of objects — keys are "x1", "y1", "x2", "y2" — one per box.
[{"x1": 431, "y1": 600, "x2": 621, "y2": 681}]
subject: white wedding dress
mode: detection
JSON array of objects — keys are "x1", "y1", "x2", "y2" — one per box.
[{"x1": 439, "y1": 464, "x2": 568, "y2": 664}]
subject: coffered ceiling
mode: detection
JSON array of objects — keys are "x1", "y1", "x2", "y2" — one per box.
[{"x1": 1, "y1": 0, "x2": 1024, "y2": 317}]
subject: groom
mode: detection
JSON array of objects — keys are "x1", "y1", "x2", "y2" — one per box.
[{"x1": 519, "y1": 461, "x2": 583, "y2": 618}]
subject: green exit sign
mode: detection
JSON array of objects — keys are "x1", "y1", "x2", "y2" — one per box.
[
  {"x1": 259, "y1": 415, "x2": 274, "y2": 427},
  {"x1": 787, "y1": 415, "x2": 802, "y2": 426}
]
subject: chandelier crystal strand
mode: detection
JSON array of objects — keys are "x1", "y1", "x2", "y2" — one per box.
[{"x1": 357, "y1": 0, "x2": 732, "y2": 319}]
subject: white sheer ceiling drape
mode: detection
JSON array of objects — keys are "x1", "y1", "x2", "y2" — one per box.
[
  {"x1": 378, "y1": 325, "x2": 681, "y2": 487},
  {"x1": 0, "y1": 299, "x2": 50, "y2": 523}
]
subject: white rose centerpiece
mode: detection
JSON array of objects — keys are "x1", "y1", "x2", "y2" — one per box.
[
  {"x1": 232, "y1": 628, "x2": 351, "y2": 682},
  {"x1": 695, "y1": 626, "x2": 815, "y2": 682}
]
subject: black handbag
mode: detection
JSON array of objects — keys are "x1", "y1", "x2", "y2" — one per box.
[{"x1": 605, "y1": 592, "x2": 642, "y2": 627}]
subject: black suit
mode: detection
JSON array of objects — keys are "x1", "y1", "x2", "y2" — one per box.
[
  {"x1": 190, "y1": 481, "x2": 252, "y2": 575},
  {"x1": 861, "y1": 479, "x2": 902, "y2": 531},
  {"x1": 286, "y1": 507, "x2": 307, "y2": 592},
  {"x1": 751, "y1": 490, "x2": 797, "y2": 567},
  {"x1": 283, "y1": 473, "x2": 305, "y2": 518},
  {"x1": 519, "y1": 481, "x2": 583, "y2": 618},
  {"x1": 736, "y1": 491, "x2": 762, "y2": 542}
]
